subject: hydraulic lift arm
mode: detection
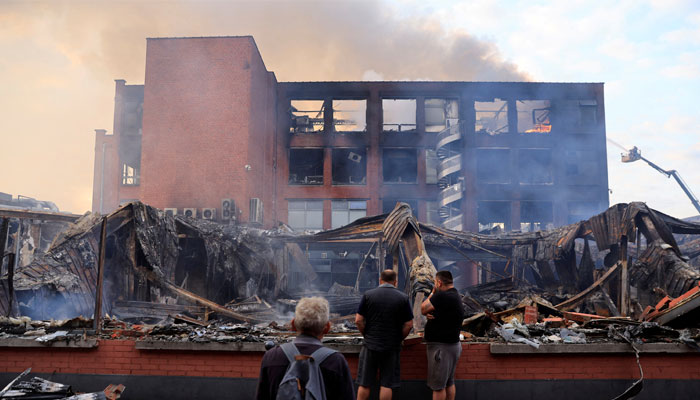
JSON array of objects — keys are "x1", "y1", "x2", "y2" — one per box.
[{"x1": 622, "y1": 146, "x2": 700, "y2": 214}]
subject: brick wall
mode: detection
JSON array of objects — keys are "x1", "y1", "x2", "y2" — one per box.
[
  {"x1": 140, "y1": 36, "x2": 276, "y2": 222},
  {"x1": 2, "y1": 340, "x2": 699, "y2": 381}
]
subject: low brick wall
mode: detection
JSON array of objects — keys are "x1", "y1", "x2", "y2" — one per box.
[{"x1": 1, "y1": 339, "x2": 699, "y2": 399}]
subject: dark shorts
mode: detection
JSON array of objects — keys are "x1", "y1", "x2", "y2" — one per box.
[
  {"x1": 426, "y1": 342, "x2": 462, "y2": 390},
  {"x1": 356, "y1": 347, "x2": 401, "y2": 389}
]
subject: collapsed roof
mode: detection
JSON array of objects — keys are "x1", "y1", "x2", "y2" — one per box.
[{"x1": 1, "y1": 201, "x2": 699, "y2": 330}]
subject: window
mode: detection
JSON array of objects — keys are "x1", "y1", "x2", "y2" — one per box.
[
  {"x1": 426, "y1": 201, "x2": 440, "y2": 225},
  {"x1": 520, "y1": 201, "x2": 553, "y2": 232},
  {"x1": 565, "y1": 150, "x2": 598, "y2": 183},
  {"x1": 332, "y1": 148, "x2": 367, "y2": 185},
  {"x1": 383, "y1": 199, "x2": 418, "y2": 214},
  {"x1": 425, "y1": 99, "x2": 459, "y2": 133},
  {"x1": 578, "y1": 100, "x2": 598, "y2": 127},
  {"x1": 122, "y1": 163, "x2": 140, "y2": 185},
  {"x1": 333, "y1": 100, "x2": 366, "y2": 132},
  {"x1": 475, "y1": 99, "x2": 508, "y2": 135},
  {"x1": 517, "y1": 100, "x2": 551, "y2": 134},
  {"x1": 519, "y1": 149, "x2": 553, "y2": 184},
  {"x1": 425, "y1": 150, "x2": 438, "y2": 184},
  {"x1": 288, "y1": 200, "x2": 323, "y2": 231},
  {"x1": 289, "y1": 149, "x2": 324, "y2": 185},
  {"x1": 382, "y1": 99, "x2": 416, "y2": 132},
  {"x1": 289, "y1": 100, "x2": 325, "y2": 134},
  {"x1": 478, "y1": 201, "x2": 510, "y2": 232},
  {"x1": 331, "y1": 200, "x2": 367, "y2": 229},
  {"x1": 476, "y1": 149, "x2": 511, "y2": 183},
  {"x1": 383, "y1": 149, "x2": 417, "y2": 183}
]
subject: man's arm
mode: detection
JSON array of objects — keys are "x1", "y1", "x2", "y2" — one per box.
[
  {"x1": 255, "y1": 355, "x2": 271, "y2": 400},
  {"x1": 421, "y1": 291, "x2": 436, "y2": 315},
  {"x1": 355, "y1": 313, "x2": 366, "y2": 335},
  {"x1": 401, "y1": 319, "x2": 413, "y2": 339},
  {"x1": 336, "y1": 356, "x2": 356, "y2": 400}
]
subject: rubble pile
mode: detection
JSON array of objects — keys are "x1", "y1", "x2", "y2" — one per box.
[{"x1": 0, "y1": 200, "x2": 699, "y2": 347}]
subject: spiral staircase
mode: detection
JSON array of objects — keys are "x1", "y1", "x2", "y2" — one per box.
[{"x1": 436, "y1": 120, "x2": 464, "y2": 231}]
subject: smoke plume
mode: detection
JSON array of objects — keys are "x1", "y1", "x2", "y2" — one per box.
[{"x1": 0, "y1": 0, "x2": 529, "y2": 212}]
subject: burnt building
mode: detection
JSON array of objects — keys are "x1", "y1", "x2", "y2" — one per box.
[{"x1": 93, "y1": 36, "x2": 609, "y2": 234}]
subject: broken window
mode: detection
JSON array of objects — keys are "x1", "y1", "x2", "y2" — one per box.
[
  {"x1": 382, "y1": 199, "x2": 418, "y2": 214},
  {"x1": 517, "y1": 100, "x2": 551, "y2": 134},
  {"x1": 568, "y1": 201, "x2": 600, "y2": 224},
  {"x1": 332, "y1": 148, "x2": 367, "y2": 185},
  {"x1": 382, "y1": 99, "x2": 416, "y2": 132},
  {"x1": 122, "y1": 163, "x2": 139, "y2": 185},
  {"x1": 520, "y1": 201, "x2": 553, "y2": 232},
  {"x1": 476, "y1": 149, "x2": 511, "y2": 183},
  {"x1": 565, "y1": 150, "x2": 598, "y2": 183},
  {"x1": 425, "y1": 149, "x2": 438, "y2": 184},
  {"x1": 333, "y1": 100, "x2": 366, "y2": 132},
  {"x1": 475, "y1": 99, "x2": 508, "y2": 135},
  {"x1": 289, "y1": 100, "x2": 325, "y2": 134},
  {"x1": 331, "y1": 200, "x2": 367, "y2": 229},
  {"x1": 426, "y1": 201, "x2": 440, "y2": 225},
  {"x1": 578, "y1": 100, "x2": 598, "y2": 127},
  {"x1": 383, "y1": 149, "x2": 417, "y2": 183},
  {"x1": 478, "y1": 201, "x2": 510, "y2": 232},
  {"x1": 289, "y1": 148, "x2": 324, "y2": 185},
  {"x1": 425, "y1": 99, "x2": 459, "y2": 133},
  {"x1": 519, "y1": 149, "x2": 553, "y2": 184},
  {"x1": 288, "y1": 200, "x2": 323, "y2": 231}
]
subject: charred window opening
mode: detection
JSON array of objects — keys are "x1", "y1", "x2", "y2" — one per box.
[
  {"x1": 475, "y1": 99, "x2": 508, "y2": 135},
  {"x1": 289, "y1": 148, "x2": 324, "y2": 185},
  {"x1": 425, "y1": 99, "x2": 459, "y2": 133},
  {"x1": 565, "y1": 150, "x2": 598, "y2": 182},
  {"x1": 425, "y1": 149, "x2": 438, "y2": 184},
  {"x1": 121, "y1": 163, "x2": 140, "y2": 185},
  {"x1": 289, "y1": 100, "x2": 325, "y2": 134},
  {"x1": 331, "y1": 200, "x2": 367, "y2": 228},
  {"x1": 332, "y1": 148, "x2": 367, "y2": 185},
  {"x1": 383, "y1": 199, "x2": 418, "y2": 214},
  {"x1": 518, "y1": 100, "x2": 551, "y2": 134},
  {"x1": 578, "y1": 100, "x2": 598, "y2": 127},
  {"x1": 568, "y1": 201, "x2": 600, "y2": 224},
  {"x1": 519, "y1": 149, "x2": 553, "y2": 184},
  {"x1": 288, "y1": 200, "x2": 323, "y2": 231},
  {"x1": 478, "y1": 201, "x2": 510, "y2": 233},
  {"x1": 476, "y1": 149, "x2": 511, "y2": 184},
  {"x1": 520, "y1": 201, "x2": 553, "y2": 232},
  {"x1": 333, "y1": 100, "x2": 366, "y2": 132},
  {"x1": 383, "y1": 149, "x2": 417, "y2": 183},
  {"x1": 382, "y1": 99, "x2": 416, "y2": 132}
]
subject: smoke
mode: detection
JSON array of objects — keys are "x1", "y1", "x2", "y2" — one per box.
[{"x1": 0, "y1": 0, "x2": 529, "y2": 213}]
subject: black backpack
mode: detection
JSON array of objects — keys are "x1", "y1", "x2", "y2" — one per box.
[{"x1": 276, "y1": 343, "x2": 337, "y2": 400}]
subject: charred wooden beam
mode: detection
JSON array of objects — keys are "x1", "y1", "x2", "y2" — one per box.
[
  {"x1": 556, "y1": 262, "x2": 620, "y2": 311},
  {"x1": 93, "y1": 218, "x2": 107, "y2": 332}
]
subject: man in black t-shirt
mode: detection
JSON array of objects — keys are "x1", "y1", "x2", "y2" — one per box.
[
  {"x1": 421, "y1": 270, "x2": 464, "y2": 400},
  {"x1": 355, "y1": 269, "x2": 414, "y2": 400}
]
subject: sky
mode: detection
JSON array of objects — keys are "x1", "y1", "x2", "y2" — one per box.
[{"x1": 0, "y1": 0, "x2": 698, "y2": 218}]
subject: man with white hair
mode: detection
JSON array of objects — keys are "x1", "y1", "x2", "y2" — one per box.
[{"x1": 256, "y1": 296, "x2": 354, "y2": 400}]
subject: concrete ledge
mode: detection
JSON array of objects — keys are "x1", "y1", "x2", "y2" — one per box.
[
  {"x1": 490, "y1": 342, "x2": 697, "y2": 354},
  {"x1": 135, "y1": 339, "x2": 364, "y2": 353},
  {"x1": 0, "y1": 338, "x2": 98, "y2": 348}
]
